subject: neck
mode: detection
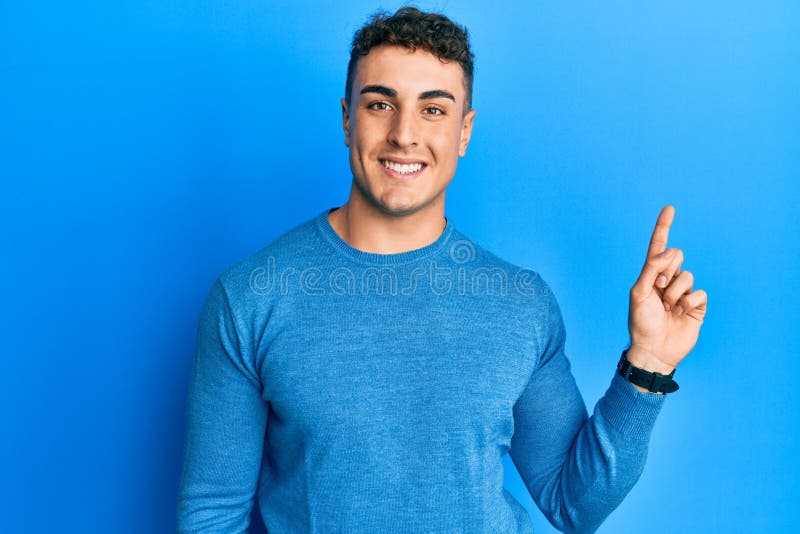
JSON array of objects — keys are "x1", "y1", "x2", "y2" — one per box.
[{"x1": 328, "y1": 196, "x2": 447, "y2": 255}]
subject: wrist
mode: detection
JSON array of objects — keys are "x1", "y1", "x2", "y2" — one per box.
[
  {"x1": 626, "y1": 345, "x2": 676, "y2": 375},
  {"x1": 618, "y1": 346, "x2": 680, "y2": 395}
]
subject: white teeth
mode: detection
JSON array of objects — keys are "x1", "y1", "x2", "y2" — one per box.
[{"x1": 382, "y1": 160, "x2": 423, "y2": 174}]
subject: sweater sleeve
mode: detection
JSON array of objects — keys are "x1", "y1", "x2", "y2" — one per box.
[
  {"x1": 176, "y1": 278, "x2": 268, "y2": 533},
  {"x1": 509, "y1": 284, "x2": 666, "y2": 534}
]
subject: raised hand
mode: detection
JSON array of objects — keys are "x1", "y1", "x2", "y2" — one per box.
[{"x1": 627, "y1": 205, "x2": 708, "y2": 373}]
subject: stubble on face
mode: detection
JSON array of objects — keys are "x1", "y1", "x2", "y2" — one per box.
[
  {"x1": 342, "y1": 45, "x2": 475, "y2": 219},
  {"x1": 349, "y1": 163, "x2": 444, "y2": 218}
]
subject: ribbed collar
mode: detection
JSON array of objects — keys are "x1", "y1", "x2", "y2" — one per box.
[{"x1": 315, "y1": 206, "x2": 455, "y2": 266}]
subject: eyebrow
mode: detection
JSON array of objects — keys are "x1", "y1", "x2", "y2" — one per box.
[{"x1": 360, "y1": 84, "x2": 456, "y2": 103}]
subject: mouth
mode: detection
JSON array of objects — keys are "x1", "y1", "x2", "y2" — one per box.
[{"x1": 379, "y1": 159, "x2": 427, "y2": 179}]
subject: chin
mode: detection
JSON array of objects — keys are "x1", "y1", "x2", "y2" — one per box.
[{"x1": 374, "y1": 201, "x2": 422, "y2": 217}]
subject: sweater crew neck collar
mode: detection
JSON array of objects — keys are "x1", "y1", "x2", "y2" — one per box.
[{"x1": 315, "y1": 206, "x2": 455, "y2": 266}]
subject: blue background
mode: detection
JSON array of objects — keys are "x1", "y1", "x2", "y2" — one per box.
[{"x1": 2, "y1": 1, "x2": 798, "y2": 532}]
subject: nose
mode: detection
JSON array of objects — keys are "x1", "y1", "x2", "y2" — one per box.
[{"x1": 387, "y1": 107, "x2": 418, "y2": 148}]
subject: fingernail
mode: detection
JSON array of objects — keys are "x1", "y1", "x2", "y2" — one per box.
[
  {"x1": 675, "y1": 305, "x2": 684, "y2": 315},
  {"x1": 657, "y1": 275, "x2": 667, "y2": 287},
  {"x1": 664, "y1": 302, "x2": 671, "y2": 311},
  {"x1": 657, "y1": 249, "x2": 673, "y2": 258}
]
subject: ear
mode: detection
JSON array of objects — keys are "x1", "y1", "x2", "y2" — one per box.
[
  {"x1": 458, "y1": 108, "x2": 476, "y2": 157},
  {"x1": 341, "y1": 98, "x2": 351, "y2": 147}
]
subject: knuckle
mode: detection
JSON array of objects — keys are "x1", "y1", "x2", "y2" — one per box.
[{"x1": 630, "y1": 285, "x2": 643, "y2": 300}]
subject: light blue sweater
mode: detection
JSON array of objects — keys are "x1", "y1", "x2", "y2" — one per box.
[{"x1": 177, "y1": 207, "x2": 666, "y2": 533}]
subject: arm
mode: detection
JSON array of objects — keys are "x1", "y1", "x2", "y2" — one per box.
[
  {"x1": 176, "y1": 278, "x2": 268, "y2": 533},
  {"x1": 509, "y1": 285, "x2": 665, "y2": 534}
]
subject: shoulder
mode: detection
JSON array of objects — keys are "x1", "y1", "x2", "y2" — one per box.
[
  {"x1": 195, "y1": 211, "x2": 329, "y2": 352},
  {"x1": 448, "y1": 228, "x2": 563, "y2": 368},
  {"x1": 448, "y1": 227, "x2": 552, "y2": 304},
  {"x1": 214, "y1": 211, "x2": 326, "y2": 299}
]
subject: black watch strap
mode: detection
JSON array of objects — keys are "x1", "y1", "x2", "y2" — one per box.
[{"x1": 617, "y1": 349, "x2": 679, "y2": 394}]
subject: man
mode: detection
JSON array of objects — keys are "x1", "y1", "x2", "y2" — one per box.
[{"x1": 177, "y1": 6, "x2": 707, "y2": 533}]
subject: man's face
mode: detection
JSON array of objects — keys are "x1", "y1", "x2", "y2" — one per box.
[{"x1": 341, "y1": 44, "x2": 476, "y2": 217}]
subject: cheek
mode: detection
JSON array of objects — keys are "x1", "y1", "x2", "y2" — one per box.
[
  {"x1": 433, "y1": 128, "x2": 462, "y2": 164},
  {"x1": 352, "y1": 113, "x2": 385, "y2": 137},
  {"x1": 352, "y1": 124, "x2": 385, "y2": 154}
]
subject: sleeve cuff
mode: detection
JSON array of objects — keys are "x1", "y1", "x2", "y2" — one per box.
[{"x1": 596, "y1": 371, "x2": 667, "y2": 441}]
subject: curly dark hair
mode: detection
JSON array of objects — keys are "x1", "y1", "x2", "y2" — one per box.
[{"x1": 344, "y1": 6, "x2": 475, "y2": 115}]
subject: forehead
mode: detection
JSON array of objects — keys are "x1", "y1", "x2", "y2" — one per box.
[{"x1": 354, "y1": 44, "x2": 464, "y2": 101}]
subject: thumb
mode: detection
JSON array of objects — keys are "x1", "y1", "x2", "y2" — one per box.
[{"x1": 633, "y1": 248, "x2": 675, "y2": 297}]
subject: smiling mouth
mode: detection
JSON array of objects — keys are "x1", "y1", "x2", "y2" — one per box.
[{"x1": 380, "y1": 159, "x2": 427, "y2": 178}]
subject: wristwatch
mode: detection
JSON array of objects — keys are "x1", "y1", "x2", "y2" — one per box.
[{"x1": 617, "y1": 349, "x2": 680, "y2": 394}]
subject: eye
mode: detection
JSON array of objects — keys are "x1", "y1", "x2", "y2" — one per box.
[
  {"x1": 424, "y1": 106, "x2": 445, "y2": 116},
  {"x1": 367, "y1": 101, "x2": 392, "y2": 111}
]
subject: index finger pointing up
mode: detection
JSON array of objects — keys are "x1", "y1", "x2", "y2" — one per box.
[{"x1": 647, "y1": 205, "x2": 675, "y2": 258}]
